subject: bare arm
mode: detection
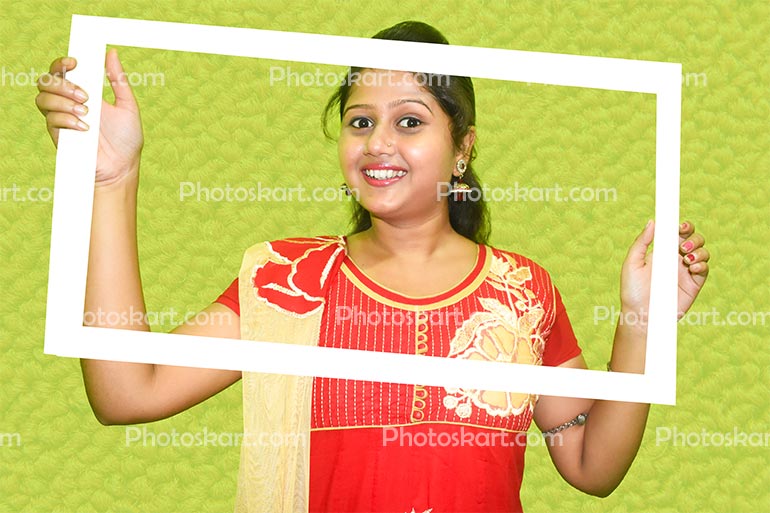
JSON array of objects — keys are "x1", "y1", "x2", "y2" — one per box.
[
  {"x1": 38, "y1": 52, "x2": 242, "y2": 426},
  {"x1": 533, "y1": 220, "x2": 710, "y2": 496},
  {"x1": 81, "y1": 304, "x2": 243, "y2": 426},
  {"x1": 80, "y1": 136, "x2": 243, "y2": 426},
  {"x1": 532, "y1": 320, "x2": 649, "y2": 497}
]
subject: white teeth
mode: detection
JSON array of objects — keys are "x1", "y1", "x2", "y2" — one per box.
[{"x1": 363, "y1": 169, "x2": 406, "y2": 180}]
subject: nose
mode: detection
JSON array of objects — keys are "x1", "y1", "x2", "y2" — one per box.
[{"x1": 364, "y1": 125, "x2": 395, "y2": 156}]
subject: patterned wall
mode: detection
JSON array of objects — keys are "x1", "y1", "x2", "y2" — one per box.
[{"x1": 0, "y1": 1, "x2": 767, "y2": 511}]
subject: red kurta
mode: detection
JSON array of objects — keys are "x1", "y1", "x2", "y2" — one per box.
[{"x1": 217, "y1": 238, "x2": 581, "y2": 513}]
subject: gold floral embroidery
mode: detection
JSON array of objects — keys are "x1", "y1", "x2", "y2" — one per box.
[{"x1": 443, "y1": 254, "x2": 545, "y2": 419}]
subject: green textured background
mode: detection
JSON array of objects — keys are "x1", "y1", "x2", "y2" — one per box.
[{"x1": 1, "y1": 1, "x2": 768, "y2": 512}]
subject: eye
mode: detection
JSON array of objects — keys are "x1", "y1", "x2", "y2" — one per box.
[
  {"x1": 397, "y1": 116, "x2": 422, "y2": 129},
  {"x1": 350, "y1": 117, "x2": 373, "y2": 129}
]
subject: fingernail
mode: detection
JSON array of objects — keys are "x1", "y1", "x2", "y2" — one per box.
[
  {"x1": 685, "y1": 253, "x2": 695, "y2": 262},
  {"x1": 76, "y1": 120, "x2": 89, "y2": 130},
  {"x1": 681, "y1": 222, "x2": 688, "y2": 230},
  {"x1": 682, "y1": 241, "x2": 693, "y2": 252},
  {"x1": 73, "y1": 104, "x2": 88, "y2": 116},
  {"x1": 74, "y1": 89, "x2": 88, "y2": 102}
]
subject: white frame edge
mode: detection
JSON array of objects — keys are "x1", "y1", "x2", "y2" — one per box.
[{"x1": 44, "y1": 15, "x2": 681, "y2": 405}]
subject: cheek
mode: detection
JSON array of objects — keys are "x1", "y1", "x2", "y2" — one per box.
[
  {"x1": 338, "y1": 140, "x2": 370, "y2": 184},
  {"x1": 403, "y1": 139, "x2": 455, "y2": 174},
  {"x1": 338, "y1": 138, "x2": 359, "y2": 170}
]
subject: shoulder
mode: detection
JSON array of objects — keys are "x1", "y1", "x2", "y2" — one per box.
[
  {"x1": 239, "y1": 236, "x2": 347, "y2": 316},
  {"x1": 242, "y1": 235, "x2": 346, "y2": 261},
  {"x1": 241, "y1": 235, "x2": 347, "y2": 285}
]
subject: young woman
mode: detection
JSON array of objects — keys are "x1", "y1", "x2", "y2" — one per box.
[{"x1": 36, "y1": 21, "x2": 709, "y2": 513}]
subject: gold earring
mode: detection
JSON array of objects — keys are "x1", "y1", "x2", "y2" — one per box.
[{"x1": 450, "y1": 159, "x2": 470, "y2": 201}]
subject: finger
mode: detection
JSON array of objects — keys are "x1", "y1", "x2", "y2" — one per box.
[
  {"x1": 48, "y1": 56, "x2": 77, "y2": 77},
  {"x1": 626, "y1": 220, "x2": 655, "y2": 264},
  {"x1": 44, "y1": 110, "x2": 90, "y2": 149},
  {"x1": 686, "y1": 260, "x2": 709, "y2": 277},
  {"x1": 679, "y1": 220, "x2": 695, "y2": 238},
  {"x1": 680, "y1": 233, "x2": 705, "y2": 255},
  {"x1": 682, "y1": 247, "x2": 710, "y2": 265},
  {"x1": 678, "y1": 221, "x2": 695, "y2": 246},
  {"x1": 36, "y1": 73, "x2": 89, "y2": 104},
  {"x1": 35, "y1": 91, "x2": 88, "y2": 118},
  {"x1": 104, "y1": 48, "x2": 136, "y2": 107},
  {"x1": 46, "y1": 111, "x2": 89, "y2": 132}
]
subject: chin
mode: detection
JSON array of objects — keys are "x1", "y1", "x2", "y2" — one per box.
[{"x1": 359, "y1": 202, "x2": 400, "y2": 220}]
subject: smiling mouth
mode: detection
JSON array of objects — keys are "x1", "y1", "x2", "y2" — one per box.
[{"x1": 362, "y1": 168, "x2": 408, "y2": 180}]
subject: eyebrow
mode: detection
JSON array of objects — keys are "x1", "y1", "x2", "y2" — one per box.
[{"x1": 343, "y1": 98, "x2": 434, "y2": 117}]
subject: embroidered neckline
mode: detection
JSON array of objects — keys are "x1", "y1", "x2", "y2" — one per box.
[{"x1": 340, "y1": 240, "x2": 491, "y2": 310}]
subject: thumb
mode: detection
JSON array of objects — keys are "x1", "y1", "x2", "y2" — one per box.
[
  {"x1": 626, "y1": 219, "x2": 655, "y2": 265},
  {"x1": 105, "y1": 48, "x2": 137, "y2": 107}
]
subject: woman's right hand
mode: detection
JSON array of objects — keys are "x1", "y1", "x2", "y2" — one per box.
[{"x1": 36, "y1": 48, "x2": 144, "y2": 186}]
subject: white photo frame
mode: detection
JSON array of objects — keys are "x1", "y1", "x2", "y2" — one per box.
[{"x1": 44, "y1": 14, "x2": 681, "y2": 404}]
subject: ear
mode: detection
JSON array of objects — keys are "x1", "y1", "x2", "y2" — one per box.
[
  {"x1": 453, "y1": 126, "x2": 476, "y2": 175},
  {"x1": 458, "y1": 126, "x2": 476, "y2": 158}
]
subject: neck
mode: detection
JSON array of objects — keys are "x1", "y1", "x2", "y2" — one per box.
[{"x1": 350, "y1": 210, "x2": 474, "y2": 262}]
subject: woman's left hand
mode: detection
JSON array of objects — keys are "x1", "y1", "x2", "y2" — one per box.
[
  {"x1": 675, "y1": 221, "x2": 710, "y2": 316},
  {"x1": 620, "y1": 220, "x2": 710, "y2": 319}
]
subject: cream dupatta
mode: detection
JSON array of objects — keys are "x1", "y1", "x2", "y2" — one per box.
[{"x1": 233, "y1": 236, "x2": 346, "y2": 513}]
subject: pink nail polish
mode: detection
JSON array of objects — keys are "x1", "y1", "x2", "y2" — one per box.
[{"x1": 682, "y1": 241, "x2": 693, "y2": 252}]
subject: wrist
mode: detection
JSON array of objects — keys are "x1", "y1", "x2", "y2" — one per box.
[
  {"x1": 610, "y1": 312, "x2": 648, "y2": 374},
  {"x1": 94, "y1": 164, "x2": 140, "y2": 193},
  {"x1": 615, "y1": 303, "x2": 650, "y2": 333}
]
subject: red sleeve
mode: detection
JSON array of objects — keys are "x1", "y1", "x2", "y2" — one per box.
[
  {"x1": 542, "y1": 286, "x2": 582, "y2": 367},
  {"x1": 215, "y1": 277, "x2": 240, "y2": 316}
]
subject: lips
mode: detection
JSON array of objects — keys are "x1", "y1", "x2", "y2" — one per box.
[{"x1": 360, "y1": 164, "x2": 407, "y2": 186}]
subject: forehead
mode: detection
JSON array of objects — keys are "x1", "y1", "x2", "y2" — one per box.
[{"x1": 346, "y1": 69, "x2": 435, "y2": 105}]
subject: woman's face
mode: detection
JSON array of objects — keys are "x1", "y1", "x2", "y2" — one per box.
[{"x1": 338, "y1": 69, "x2": 470, "y2": 227}]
